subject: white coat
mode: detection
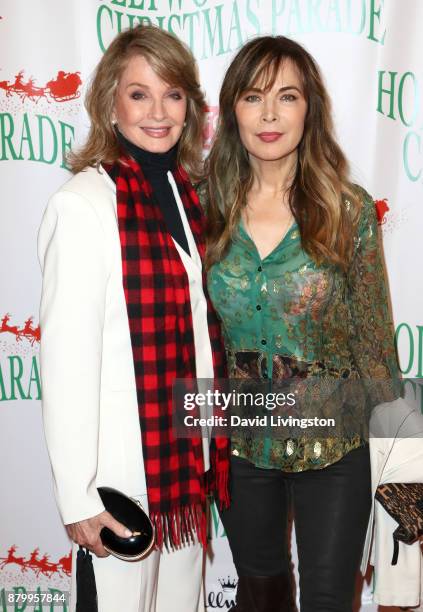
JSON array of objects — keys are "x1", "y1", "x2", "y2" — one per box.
[
  {"x1": 38, "y1": 163, "x2": 213, "y2": 612},
  {"x1": 38, "y1": 165, "x2": 148, "y2": 526},
  {"x1": 38, "y1": 163, "x2": 213, "y2": 527},
  {"x1": 361, "y1": 399, "x2": 423, "y2": 607}
]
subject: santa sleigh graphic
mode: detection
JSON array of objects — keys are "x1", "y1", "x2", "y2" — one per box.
[
  {"x1": 0, "y1": 69, "x2": 81, "y2": 103},
  {"x1": 45, "y1": 70, "x2": 82, "y2": 102}
]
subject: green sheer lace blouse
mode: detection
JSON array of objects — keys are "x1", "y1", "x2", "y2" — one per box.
[{"x1": 203, "y1": 185, "x2": 401, "y2": 472}]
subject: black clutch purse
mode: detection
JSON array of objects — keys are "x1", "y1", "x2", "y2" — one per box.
[
  {"x1": 97, "y1": 487, "x2": 155, "y2": 561},
  {"x1": 75, "y1": 488, "x2": 155, "y2": 611}
]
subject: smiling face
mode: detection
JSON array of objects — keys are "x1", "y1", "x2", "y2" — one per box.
[
  {"x1": 113, "y1": 54, "x2": 187, "y2": 153},
  {"x1": 234, "y1": 59, "x2": 308, "y2": 166}
]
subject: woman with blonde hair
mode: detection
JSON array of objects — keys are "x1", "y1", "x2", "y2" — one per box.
[
  {"x1": 38, "y1": 24, "x2": 229, "y2": 612},
  {"x1": 202, "y1": 35, "x2": 401, "y2": 611}
]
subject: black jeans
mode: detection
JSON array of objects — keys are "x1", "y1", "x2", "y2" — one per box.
[{"x1": 219, "y1": 445, "x2": 371, "y2": 612}]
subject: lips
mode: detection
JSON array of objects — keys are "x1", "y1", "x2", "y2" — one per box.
[
  {"x1": 141, "y1": 127, "x2": 172, "y2": 138},
  {"x1": 257, "y1": 132, "x2": 283, "y2": 142}
]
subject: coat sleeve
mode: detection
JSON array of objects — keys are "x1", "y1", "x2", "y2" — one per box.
[
  {"x1": 372, "y1": 430, "x2": 423, "y2": 607},
  {"x1": 37, "y1": 189, "x2": 107, "y2": 525},
  {"x1": 346, "y1": 187, "x2": 403, "y2": 407}
]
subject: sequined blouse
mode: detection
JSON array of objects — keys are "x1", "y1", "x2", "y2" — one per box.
[{"x1": 201, "y1": 184, "x2": 401, "y2": 472}]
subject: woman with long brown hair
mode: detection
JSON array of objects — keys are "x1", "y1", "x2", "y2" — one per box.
[
  {"x1": 201, "y1": 36, "x2": 400, "y2": 611},
  {"x1": 38, "y1": 24, "x2": 229, "y2": 612}
]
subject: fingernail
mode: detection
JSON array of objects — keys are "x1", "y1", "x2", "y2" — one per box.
[{"x1": 124, "y1": 529, "x2": 132, "y2": 538}]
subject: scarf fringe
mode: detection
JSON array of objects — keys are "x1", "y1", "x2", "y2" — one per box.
[
  {"x1": 215, "y1": 464, "x2": 230, "y2": 510},
  {"x1": 150, "y1": 503, "x2": 208, "y2": 551},
  {"x1": 206, "y1": 460, "x2": 230, "y2": 511}
]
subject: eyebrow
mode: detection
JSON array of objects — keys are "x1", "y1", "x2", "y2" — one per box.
[
  {"x1": 246, "y1": 85, "x2": 302, "y2": 94},
  {"x1": 126, "y1": 82, "x2": 183, "y2": 90},
  {"x1": 126, "y1": 82, "x2": 150, "y2": 89}
]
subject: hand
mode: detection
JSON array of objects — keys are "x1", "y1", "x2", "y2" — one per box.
[{"x1": 65, "y1": 510, "x2": 132, "y2": 558}]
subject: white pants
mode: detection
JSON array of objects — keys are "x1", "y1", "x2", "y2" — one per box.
[{"x1": 69, "y1": 495, "x2": 205, "y2": 612}]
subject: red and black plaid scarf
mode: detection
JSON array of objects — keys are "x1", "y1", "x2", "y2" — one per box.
[{"x1": 104, "y1": 154, "x2": 229, "y2": 550}]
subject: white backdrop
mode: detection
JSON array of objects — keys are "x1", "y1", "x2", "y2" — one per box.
[{"x1": 1, "y1": 1, "x2": 422, "y2": 610}]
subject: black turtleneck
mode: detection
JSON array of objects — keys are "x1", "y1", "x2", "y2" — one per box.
[{"x1": 117, "y1": 130, "x2": 190, "y2": 256}]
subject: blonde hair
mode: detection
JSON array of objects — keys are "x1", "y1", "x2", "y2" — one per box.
[
  {"x1": 205, "y1": 36, "x2": 361, "y2": 270},
  {"x1": 68, "y1": 25, "x2": 205, "y2": 180}
]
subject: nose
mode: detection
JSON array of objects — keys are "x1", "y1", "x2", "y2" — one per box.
[
  {"x1": 148, "y1": 97, "x2": 166, "y2": 121},
  {"x1": 261, "y1": 99, "x2": 277, "y2": 123}
]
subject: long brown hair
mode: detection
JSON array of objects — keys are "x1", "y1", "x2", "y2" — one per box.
[
  {"x1": 68, "y1": 25, "x2": 205, "y2": 180},
  {"x1": 205, "y1": 36, "x2": 361, "y2": 270}
]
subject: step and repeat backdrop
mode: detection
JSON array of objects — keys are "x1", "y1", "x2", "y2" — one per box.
[{"x1": 1, "y1": 1, "x2": 422, "y2": 610}]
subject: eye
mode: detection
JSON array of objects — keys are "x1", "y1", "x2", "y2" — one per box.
[
  {"x1": 244, "y1": 94, "x2": 261, "y2": 103},
  {"x1": 281, "y1": 93, "x2": 297, "y2": 102},
  {"x1": 130, "y1": 91, "x2": 146, "y2": 100},
  {"x1": 168, "y1": 91, "x2": 184, "y2": 100}
]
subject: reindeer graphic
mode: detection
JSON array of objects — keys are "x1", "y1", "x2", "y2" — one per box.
[
  {"x1": 0, "y1": 314, "x2": 23, "y2": 341},
  {"x1": 0, "y1": 314, "x2": 40, "y2": 344},
  {"x1": 29, "y1": 552, "x2": 59, "y2": 578},
  {"x1": 0, "y1": 546, "x2": 72, "y2": 577},
  {"x1": 7, "y1": 71, "x2": 47, "y2": 103},
  {"x1": 0, "y1": 545, "x2": 27, "y2": 572},
  {"x1": 0, "y1": 72, "x2": 12, "y2": 97},
  {"x1": 21, "y1": 316, "x2": 41, "y2": 345}
]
